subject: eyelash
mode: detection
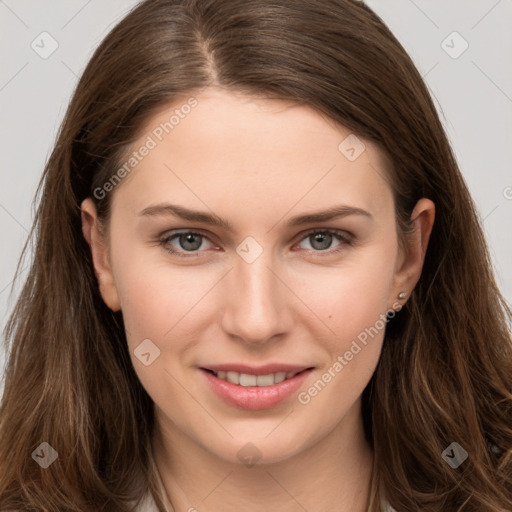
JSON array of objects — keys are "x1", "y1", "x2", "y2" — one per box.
[{"x1": 158, "y1": 228, "x2": 354, "y2": 258}]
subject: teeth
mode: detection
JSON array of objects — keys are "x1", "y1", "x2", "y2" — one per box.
[
  {"x1": 213, "y1": 370, "x2": 300, "y2": 387},
  {"x1": 226, "y1": 371, "x2": 239, "y2": 385},
  {"x1": 274, "y1": 371, "x2": 286, "y2": 383},
  {"x1": 256, "y1": 374, "x2": 274, "y2": 386},
  {"x1": 240, "y1": 374, "x2": 257, "y2": 386}
]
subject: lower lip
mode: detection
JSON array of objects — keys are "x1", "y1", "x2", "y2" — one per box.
[{"x1": 201, "y1": 369, "x2": 313, "y2": 410}]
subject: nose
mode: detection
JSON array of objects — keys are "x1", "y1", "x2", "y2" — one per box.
[{"x1": 220, "y1": 250, "x2": 293, "y2": 345}]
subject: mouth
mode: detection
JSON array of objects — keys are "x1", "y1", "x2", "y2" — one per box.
[{"x1": 200, "y1": 365, "x2": 314, "y2": 410}]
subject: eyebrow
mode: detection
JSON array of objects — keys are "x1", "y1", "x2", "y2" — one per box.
[{"x1": 139, "y1": 203, "x2": 372, "y2": 232}]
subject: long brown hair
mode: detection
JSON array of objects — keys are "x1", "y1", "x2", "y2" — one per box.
[{"x1": 1, "y1": 0, "x2": 511, "y2": 510}]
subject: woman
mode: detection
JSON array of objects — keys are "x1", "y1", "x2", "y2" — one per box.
[{"x1": 1, "y1": 0, "x2": 511, "y2": 511}]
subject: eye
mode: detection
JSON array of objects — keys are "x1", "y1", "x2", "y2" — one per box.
[
  {"x1": 295, "y1": 229, "x2": 353, "y2": 255},
  {"x1": 159, "y1": 230, "x2": 215, "y2": 257},
  {"x1": 159, "y1": 228, "x2": 353, "y2": 259}
]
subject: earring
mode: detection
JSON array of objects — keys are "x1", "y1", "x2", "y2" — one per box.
[{"x1": 398, "y1": 291, "x2": 407, "y2": 300}]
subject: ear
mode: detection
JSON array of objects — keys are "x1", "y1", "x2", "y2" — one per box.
[
  {"x1": 81, "y1": 198, "x2": 121, "y2": 312},
  {"x1": 390, "y1": 198, "x2": 435, "y2": 307}
]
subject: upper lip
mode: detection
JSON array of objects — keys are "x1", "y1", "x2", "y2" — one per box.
[{"x1": 201, "y1": 364, "x2": 313, "y2": 376}]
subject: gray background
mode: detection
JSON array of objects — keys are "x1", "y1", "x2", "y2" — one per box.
[{"x1": 1, "y1": 0, "x2": 511, "y2": 392}]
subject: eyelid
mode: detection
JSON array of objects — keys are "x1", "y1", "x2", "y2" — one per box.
[
  {"x1": 160, "y1": 227, "x2": 214, "y2": 241},
  {"x1": 294, "y1": 227, "x2": 354, "y2": 245}
]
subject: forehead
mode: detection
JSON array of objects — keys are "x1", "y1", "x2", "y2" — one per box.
[{"x1": 110, "y1": 87, "x2": 394, "y2": 224}]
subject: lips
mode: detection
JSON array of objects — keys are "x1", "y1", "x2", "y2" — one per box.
[{"x1": 200, "y1": 364, "x2": 313, "y2": 410}]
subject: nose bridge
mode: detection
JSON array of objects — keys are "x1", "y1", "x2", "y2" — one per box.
[{"x1": 221, "y1": 244, "x2": 290, "y2": 343}]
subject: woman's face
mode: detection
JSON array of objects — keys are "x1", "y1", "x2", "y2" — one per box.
[{"x1": 82, "y1": 87, "x2": 433, "y2": 465}]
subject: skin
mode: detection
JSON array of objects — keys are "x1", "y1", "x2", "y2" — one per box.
[{"x1": 81, "y1": 87, "x2": 435, "y2": 512}]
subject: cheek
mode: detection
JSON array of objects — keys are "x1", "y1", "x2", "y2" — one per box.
[
  {"x1": 302, "y1": 248, "x2": 397, "y2": 344},
  {"x1": 114, "y1": 263, "x2": 208, "y2": 345},
  {"x1": 110, "y1": 244, "x2": 226, "y2": 382},
  {"x1": 292, "y1": 256, "x2": 394, "y2": 420},
  {"x1": 113, "y1": 264, "x2": 207, "y2": 405},
  {"x1": 295, "y1": 246, "x2": 396, "y2": 405},
  {"x1": 336, "y1": 267, "x2": 393, "y2": 346}
]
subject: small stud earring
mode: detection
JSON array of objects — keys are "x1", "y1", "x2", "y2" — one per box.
[{"x1": 398, "y1": 291, "x2": 407, "y2": 300}]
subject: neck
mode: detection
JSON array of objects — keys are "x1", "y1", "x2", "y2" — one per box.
[{"x1": 151, "y1": 401, "x2": 374, "y2": 512}]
